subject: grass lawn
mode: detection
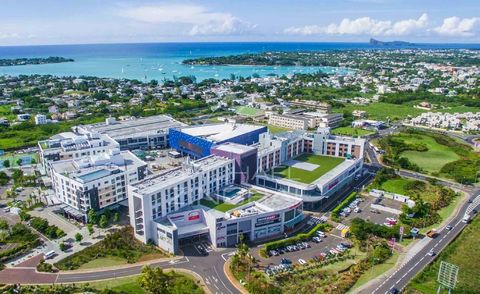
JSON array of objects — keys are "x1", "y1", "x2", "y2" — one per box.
[
  {"x1": 83, "y1": 275, "x2": 146, "y2": 293},
  {"x1": 200, "y1": 193, "x2": 263, "y2": 212},
  {"x1": 379, "y1": 178, "x2": 414, "y2": 195},
  {"x1": 266, "y1": 124, "x2": 291, "y2": 134},
  {"x1": 235, "y1": 106, "x2": 264, "y2": 117},
  {"x1": 334, "y1": 102, "x2": 426, "y2": 121},
  {"x1": 331, "y1": 126, "x2": 375, "y2": 137},
  {"x1": 77, "y1": 256, "x2": 127, "y2": 270},
  {"x1": 398, "y1": 134, "x2": 460, "y2": 173},
  {"x1": 274, "y1": 153, "x2": 345, "y2": 184},
  {"x1": 408, "y1": 216, "x2": 480, "y2": 293},
  {"x1": 351, "y1": 251, "x2": 399, "y2": 292}
]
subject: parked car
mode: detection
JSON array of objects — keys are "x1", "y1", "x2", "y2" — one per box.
[
  {"x1": 298, "y1": 259, "x2": 307, "y2": 265},
  {"x1": 281, "y1": 258, "x2": 292, "y2": 264}
]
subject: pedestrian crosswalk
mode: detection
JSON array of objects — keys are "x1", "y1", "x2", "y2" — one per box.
[
  {"x1": 310, "y1": 216, "x2": 328, "y2": 224},
  {"x1": 336, "y1": 223, "x2": 349, "y2": 231}
]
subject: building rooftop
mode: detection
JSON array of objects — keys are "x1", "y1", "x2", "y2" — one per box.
[
  {"x1": 50, "y1": 150, "x2": 145, "y2": 183},
  {"x1": 131, "y1": 155, "x2": 233, "y2": 195},
  {"x1": 178, "y1": 123, "x2": 266, "y2": 143},
  {"x1": 39, "y1": 132, "x2": 118, "y2": 153},
  {"x1": 212, "y1": 142, "x2": 257, "y2": 154},
  {"x1": 76, "y1": 115, "x2": 185, "y2": 140}
]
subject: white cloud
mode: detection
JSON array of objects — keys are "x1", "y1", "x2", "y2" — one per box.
[
  {"x1": 119, "y1": 4, "x2": 256, "y2": 36},
  {"x1": 434, "y1": 16, "x2": 480, "y2": 37},
  {"x1": 385, "y1": 13, "x2": 428, "y2": 36},
  {"x1": 284, "y1": 13, "x2": 428, "y2": 36}
]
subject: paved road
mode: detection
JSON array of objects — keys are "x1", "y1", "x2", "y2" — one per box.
[
  {"x1": 0, "y1": 243, "x2": 239, "y2": 294},
  {"x1": 361, "y1": 192, "x2": 480, "y2": 294}
]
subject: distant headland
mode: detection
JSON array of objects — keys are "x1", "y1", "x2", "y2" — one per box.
[
  {"x1": 369, "y1": 38, "x2": 415, "y2": 46},
  {"x1": 0, "y1": 56, "x2": 74, "y2": 67}
]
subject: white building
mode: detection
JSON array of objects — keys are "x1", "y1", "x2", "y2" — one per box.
[
  {"x1": 131, "y1": 182, "x2": 303, "y2": 254},
  {"x1": 39, "y1": 132, "x2": 119, "y2": 175},
  {"x1": 75, "y1": 115, "x2": 186, "y2": 151},
  {"x1": 129, "y1": 155, "x2": 235, "y2": 245},
  {"x1": 254, "y1": 128, "x2": 365, "y2": 210},
  {"x1": 268, "y1": 112, "x2": 343, "y2": 130},
  {"x1": 50, "y1": 149, "x2": 147, "y2": 221},
  {"x1": 35, "y1": 114, "x2": 47, "y2": 125}
]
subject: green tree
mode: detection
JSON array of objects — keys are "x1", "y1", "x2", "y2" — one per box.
[
  {"x1": 16, "y1": 158, "x2": 23, "y2": 166},
  {"x1": 138, "y1": 266, "x2": 171, "y2": 294},
  {"x1": 113, "y1": 212, "x2": 120, "y2": 222},
  {"x1": 0, "y1": 219, "x2": 9, "y2": 230},
  {"x1": 59, "y1": 242, "x2": 67, "y2": 252},
  {"x1": 87, "y1": 223, "x2": 94, "y2": 235},
  {"x1": 75, "y1": 232, "x2": 83, "y2": 242},
  {"x1": 87, "y1": 209, "x2": 97, "y2": 224},
  {"x1": 99, "y1": 215, "x2": 108, "y2": 228},
  {"x1": 3, "y1": 160, "x2": 10, "y2": 168}
]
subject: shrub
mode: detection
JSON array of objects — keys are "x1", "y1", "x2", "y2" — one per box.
[
  {"x1": 36, "y1": 259, "x2": 54, "y2": 272},
  {"x1": 331, "y1": 192, "x2": 358, "y2": 221}
]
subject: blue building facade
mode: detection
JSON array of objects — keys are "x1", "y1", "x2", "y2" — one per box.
[{"x1": 168, "y1": 125, "x2": 267, "y2": 158}]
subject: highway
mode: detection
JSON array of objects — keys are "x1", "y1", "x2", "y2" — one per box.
[{"x1": 364, "y1": 192, "x2": 480, "y2": 294}]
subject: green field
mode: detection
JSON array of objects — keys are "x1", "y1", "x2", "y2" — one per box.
[
  {"x1": 379, "y1": 178, "x2": 414, "y2": 195},
  {"x1": 334, "y1": 102, "x2": 480, "y2": 121},
  {"x1": 235, "y1": 106, "x2": 264, "y2": 117},
  {"x1": 408, "y1": 216, "x2": 480, "y2": 293},
  {"x1": 200, "y1": 193, "x2": 263, "y2": 212},
  {"x1": 274, "y1": 154, "x2": 345, "y2": 184},
  {"x1": 331, "y1": 126, "x2": 375, "y2": 137},
  {"x1": 0, "y1": 104, "x2": 17, "y2": 120},
  {"x1": 334, "y1": 102, "x2": 426, "y2": 121},
  {"x1": 398, "y1": 134, "x2": 460, "y2": 173}
]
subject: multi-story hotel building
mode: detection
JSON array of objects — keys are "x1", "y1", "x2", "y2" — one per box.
[
  {"x1": 39, "y1": 132, "x2": 119, "y2": 175},
  {"x1": 128, "y1": 155, "x2": 235, "y2": 244},
  {"x1": 50, "y1": 149, "x2": 147, "y2": 221}
]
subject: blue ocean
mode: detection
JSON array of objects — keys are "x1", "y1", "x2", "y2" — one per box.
[{"x1": 0, "y1": 42, "x2": 479, "y2": 81}]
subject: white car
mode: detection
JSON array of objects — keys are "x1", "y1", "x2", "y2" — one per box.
[{"x1": 298, "y1": 259, "x2": 307, "y2": 265}]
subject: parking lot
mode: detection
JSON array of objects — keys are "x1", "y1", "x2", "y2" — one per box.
[
  {"x1": 339, "y1": 195, "x2": 401, "y2": 227},
  {"x1": 254, "y1": 230, "x2": 350, "y2": 268}
]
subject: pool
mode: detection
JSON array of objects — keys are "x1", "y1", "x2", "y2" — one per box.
[
  {"x1": 77, "y1": 169, "x2": 111, "y2": 182},
  {"x1": 222, "y1": 187, "x2": 242, "y2": 198}
]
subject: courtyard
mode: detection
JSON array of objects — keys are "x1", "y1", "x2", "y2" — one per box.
[{"x1": 273, "y1": 154, "x2": 345, "y2": 184}]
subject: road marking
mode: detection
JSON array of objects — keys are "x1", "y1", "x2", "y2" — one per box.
[
  {"x1": 221, "y1": 252, "x2": 235, "y2": 261},
  {"x1": 213, "y1": 265, "x2": 234, "y2": 294}
]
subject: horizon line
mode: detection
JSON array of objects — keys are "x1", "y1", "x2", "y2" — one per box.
[{"x1": 1, "y1": 40, "x2": 480, "y2": 48}]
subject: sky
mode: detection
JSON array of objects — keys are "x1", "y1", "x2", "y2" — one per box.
[{"x1": 0, "y1": 0, "x2": 479, "y2": 46}]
